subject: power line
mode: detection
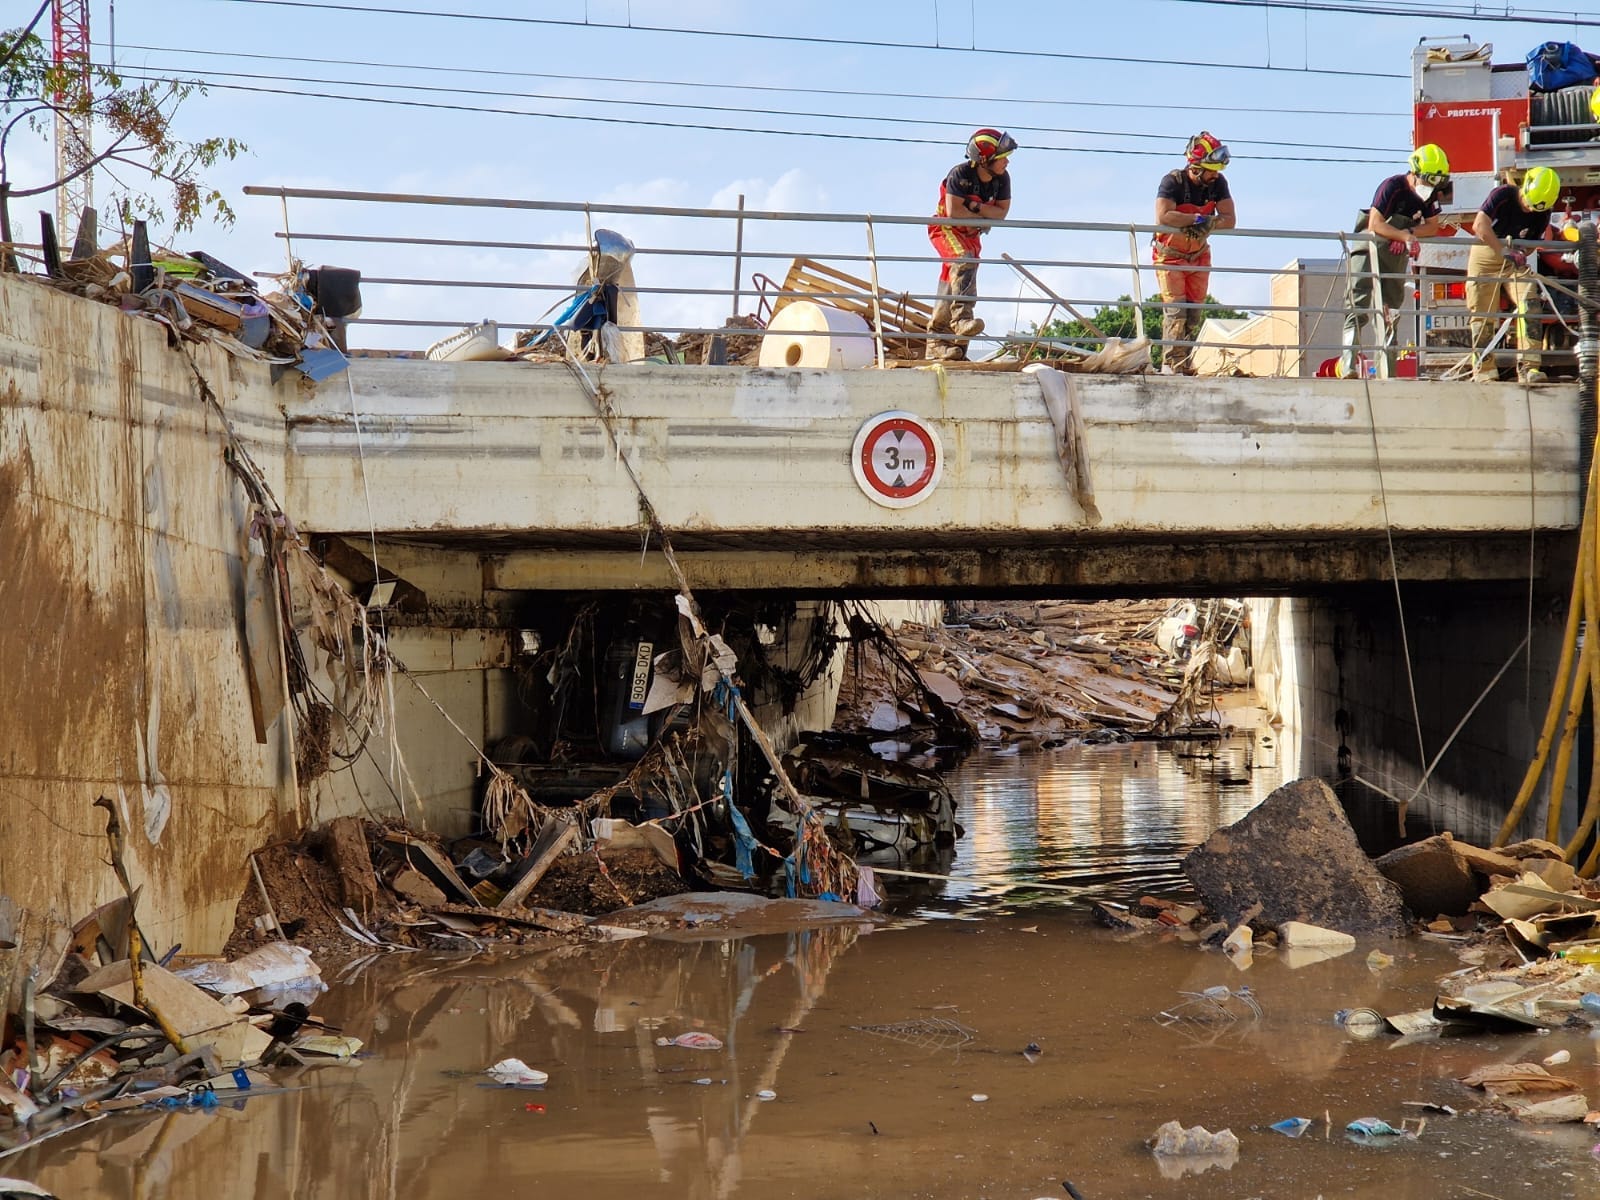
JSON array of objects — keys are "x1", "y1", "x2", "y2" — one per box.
[
  {"x1": 112, "y1": 71, "x2": 1396, "y2": 163},
  {"x1": 109, "y1": 60, "x2": 1403, "y2": 155},
  {"x1": 1164, "y1": 0, "x2": 1600, "y2": 27},
  {"x1": 205, "y1": 0, "x2": 1408, "y2": 80},
  {"x1": 0, "y1": 1, "x2": 52, "y2": 75},
  {"x1": 109, "y1": 40, "x2": 1401, "y2": 120}
]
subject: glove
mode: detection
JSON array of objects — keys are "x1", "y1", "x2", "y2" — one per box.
[
  {"x1": 964, "y1": 196, "x2": 982, "y2": 215},
  {"x1": 1506, "y1": 249, "x2": 1528, "y2": 269},
  {"x1": 1191, "y1": 213, "x2": 1216, "y2": 234},
  {"x1": 1407, "y1": 240, "x2": 1421, "y2": 261},
  {"x1": 1387, "y1": 239, "x2": 1407, "y2": 256}
]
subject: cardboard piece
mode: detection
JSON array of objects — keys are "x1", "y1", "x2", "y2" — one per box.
[{"x1": 76, "y1": 960, "x2": 271, "y2": 1066}]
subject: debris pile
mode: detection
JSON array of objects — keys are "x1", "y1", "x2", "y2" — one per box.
[
  {"x1": 833, "y1": 599, "x2": 1253, "y2": 747},
  {"x1": 27, "y1": 214, "x2": 356, "y2": 378},
  {"x1": 227, "y1": 815, "x2": 690, "y2": 958},
  {"x1": 0, "y1": 919, "x2": 349, "y2": 1155}
]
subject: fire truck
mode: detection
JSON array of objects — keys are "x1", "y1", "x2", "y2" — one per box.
[{"x1": 1410, "y1": 36, "x2": 1599, "y2": 367}]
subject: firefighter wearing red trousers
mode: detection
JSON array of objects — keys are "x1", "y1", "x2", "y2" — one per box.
[
  {"x1": 926, "y1": 129, "x2": 1015, "y2": 361},
  {"x1": 1153, "y1": 132, "x2": 1235, "y2": 375}
]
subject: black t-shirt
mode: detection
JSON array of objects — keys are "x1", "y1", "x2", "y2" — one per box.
[
  {"x1": 940, "y1": 161, "x2": 1011, "y2": 214},
  {"x1": 1156, "y1": 168, "x2": 1231, "y2": 211},
  {"x1": 1364, "y1": 174, "x2": 1441, "y2": 228},
  {"x1": 1480, "y1": 183, "x2": 1552, "y2": 242}
]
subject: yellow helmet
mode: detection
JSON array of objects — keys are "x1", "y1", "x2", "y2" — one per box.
[
  {"x1": 1522, "y1": 166, "x2": 1561, "y2": 212},
  {"x1": 1592, "y1": 84, "x2": 1600, "y2": 123},
  {"x1": 1408, "y1": 143, "x2": 1451, "y2": 184}
]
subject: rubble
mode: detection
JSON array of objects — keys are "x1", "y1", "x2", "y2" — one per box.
[
  {"x1": 1183, "y1": 778, "x2": 1411, "y2": 937},
  {"x1": 833, "y1": 598, "x2": 1254, "y2": 747},
  {"x1": 23, "y1": 218, "x2": 358, "y2": 378}
]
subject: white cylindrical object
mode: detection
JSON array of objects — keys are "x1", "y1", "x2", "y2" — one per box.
[{"x1": 758, "y1": 301, "x2": 874, "y2": 369}]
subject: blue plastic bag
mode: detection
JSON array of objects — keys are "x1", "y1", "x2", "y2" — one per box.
[{"x1": 1527, "y1": 41, "x2": 1597, "y2": 92}]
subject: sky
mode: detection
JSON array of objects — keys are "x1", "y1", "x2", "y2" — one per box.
[{"x1": 9, "y1": 0, "x2": 1600, "y2": 349}]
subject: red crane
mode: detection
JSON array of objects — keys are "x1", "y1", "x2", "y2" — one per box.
[{"x1": 51, "y1": 0, "x2": 92, "y2": 233}]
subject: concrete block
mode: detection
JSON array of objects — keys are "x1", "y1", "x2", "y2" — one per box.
[{"x1": 1374, "y1": 833, "x2": 1479, "y2": 917}]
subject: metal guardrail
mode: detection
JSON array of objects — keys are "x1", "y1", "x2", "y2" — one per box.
[{"x1": 243, "y1": 184, "x2": 1587, "y2": 378}]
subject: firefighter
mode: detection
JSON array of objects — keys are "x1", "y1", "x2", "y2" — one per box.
[
  {"x1": 1338, "y1": 144, "x2": 1450, "y2": 379},
  {"x1": 1468, "y1": 165, "x2": 1560, "y2": 383},
  {"x1": 1152, "y1": 132, "x2": 1236, "y2": 376},
  {"x1": 926, "y1": 129, "x2": 1015, "y2": 361}
]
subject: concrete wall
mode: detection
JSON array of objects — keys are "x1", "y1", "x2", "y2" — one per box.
[
  {"x1": 293, "y1": 358, "x2": 1580, "y2": 593},
  {"x1": 0, "y1": 274, "x2": 298, "y2": 987},
  {"x1": 1255, "y1": 584, "x2": 1572, "y2": 851}
]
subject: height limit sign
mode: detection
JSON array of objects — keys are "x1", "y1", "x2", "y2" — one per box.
[{"x1": 851, "y1": 411, "x2": 944, "y2": 509}]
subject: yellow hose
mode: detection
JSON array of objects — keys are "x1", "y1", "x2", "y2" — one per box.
[
  {"x1": 1545, "y1": 634, "x2": 1592, "y2": 843},
  {"x1": 1496, "y1": 542, "x2": 1585, "y2": 844},
  {"x1": 1564, "y1": 725, "x2": 1600, "y2": 860}
]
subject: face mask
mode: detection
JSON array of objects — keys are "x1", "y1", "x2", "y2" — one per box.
[{"x1": 1415, "y1": 183, "x2": 1436, "y2": 202}]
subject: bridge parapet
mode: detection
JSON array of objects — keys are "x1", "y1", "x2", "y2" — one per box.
[{"x1": 289, "y1": 360, "x2": 1579, "y2": 594}]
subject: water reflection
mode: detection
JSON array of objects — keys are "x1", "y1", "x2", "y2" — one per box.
[
  {"x1": 904, "y1": 731, "x2": 1281, "y2": 912},
  {"x1": 13, "y1": 735, "x2": 1600, "y2": 1200}
]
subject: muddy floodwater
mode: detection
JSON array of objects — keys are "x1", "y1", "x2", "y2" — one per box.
[{"x1": 14, "y1": 740, "x2": 1600, "y2": 1199}]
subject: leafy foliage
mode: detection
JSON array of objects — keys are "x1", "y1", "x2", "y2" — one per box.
[
  {"x1": 0, "y1": 25, "x2": 245, "y2": 236},
  {"x1": 1032, "y1": 293, "x2": 1252, "y2": 365}
]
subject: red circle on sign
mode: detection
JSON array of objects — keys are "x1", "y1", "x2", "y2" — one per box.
[{"x1": 852, "y1": 412, "x2": 943, "y2": 508}]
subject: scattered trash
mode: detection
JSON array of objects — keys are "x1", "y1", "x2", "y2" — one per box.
[
  {"x1": 848, "y1": 1017, "x2": 976, "y2": 1051},
  {"x1": 756, "y1": 1089, "x2": 777, "y2": 1101},
  {"x1": 1402, "y1": 1101, "x2": 1456, "y2": 1116},
  {"x1": 1222, "y1": 925, "x2": 1253, "y2": 969},
  {"x1": 971, "y1": 1093, "x2": 989, "y2": 1102},
  {"x1": 1335, "y1": 1008, "x2": 1389, "y2": 1038},
  {"x1": 1148, "y1": 1121, "x2": 1240, "y2": 1177},
  {"x1": 1156, "y1": 985, "x2": 1263, "y2": 1026},
  {"x1": 1346, "y1": 1116, "x2": 1416, "y2": 1140},
  {"x1": 1545, "y1": 1049, "x2": 1572, "y2": 1067},
  {"x1": 1269, "y1": 1117, "x2": 1313, "y2": 1137},
  {"x1": 1278, "y1": 921, "x2": 1358, "y2": 951},
  {"x1": 485, "y1": 1058, "x2": 549, "y2": 1086},
  {"x1": 1367, "y1": 949, "x2": 1394, "y2": 971},
  {"x1": 654, "y1": 1032, "x2": 724, "y2": 1050},
  {"x1": 1460, "y1": 1062, "x2": 1591, "y2": 1122},
  {"x1": 175, "y1": 941, "x2": 324, "y2": 997}
]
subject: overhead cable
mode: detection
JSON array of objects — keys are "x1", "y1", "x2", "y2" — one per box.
[
  {"x1": 107, "y1": 72, "x2": 1398, "y2": 164},
  {"x1": 204, "y1": 0, "x2": 1407, "y2": 80},
  {"x1": 106, "y1": 62, "x2": 1403, "y2": 155},
  {"x1": 107, "y1": 40, "x2": 1400, "y2": 119}
]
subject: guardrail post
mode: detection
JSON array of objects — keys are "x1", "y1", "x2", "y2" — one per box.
[
  {"x1": 730, "y1": 193, "x2": 745, "y2": 319},
  {"x1": 864, "y1": 216, "x2": 886, "y2": 369}
]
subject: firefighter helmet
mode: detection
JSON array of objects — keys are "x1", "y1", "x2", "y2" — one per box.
[
  {"x1": 1522, "y1": 166, "x2": 1561, "y2": 211},
  {"x1": 966, "y1": 129, "x2": 1017, "y2": 165},
  {"x1": 1185, "y1": 131, "x2": 1230, "y2": 171},
  {"x1": 1409, "y1": 143, "x2": 1451, "y2": 184},
  {"x1": 1591, "y1": 84, "x2": 1600, "y2": 123}
]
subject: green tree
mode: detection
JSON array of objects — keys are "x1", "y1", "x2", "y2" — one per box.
[
  {"x1": 0, "y1": 19, "x2": 245, "y2": 257},
  {"x1": 1033, "y1": 293, "x2": 1251, "y2": 365}
]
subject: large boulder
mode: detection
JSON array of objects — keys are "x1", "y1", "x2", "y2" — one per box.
[
  {"x1": 1183, "y1": 778, "x2": 1410, "y2": 937},
  {"x1": 1374, "y1": 833, "x2": 1480, "y2": 917}
]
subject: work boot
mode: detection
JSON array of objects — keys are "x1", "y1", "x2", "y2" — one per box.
[
  {"x1": 953, "y1": 316, "x2": 985, "y2": 338},
  {"x1": 1520, "y1": 367, "x2": 1548, "y2": 384}
]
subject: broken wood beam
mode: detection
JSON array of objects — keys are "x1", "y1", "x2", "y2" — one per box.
[{"x1": 497, "y1": 818, "x2": 579, "y2": 911}]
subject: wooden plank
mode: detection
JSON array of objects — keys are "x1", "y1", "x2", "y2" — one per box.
[
  {"x1": 382, "y1": 832, "x2": 479, "y2": 906},
  {"x1": 431, "y1": 900, "x2": 588, "y2": 934},
  {"x1": 497, "y1": 818, "x2": 579, "y2": 911}
]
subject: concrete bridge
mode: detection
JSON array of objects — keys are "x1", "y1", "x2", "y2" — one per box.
[{"x1": 290, "y1": 358, "x2": 1580, "y2": 594}]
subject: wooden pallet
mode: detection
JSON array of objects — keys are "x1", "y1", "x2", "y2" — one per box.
[{"x1": 767, "y1": 257, "x2": 936, "y2": 360}]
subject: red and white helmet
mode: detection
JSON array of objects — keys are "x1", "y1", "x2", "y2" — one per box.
[
  {"x1": 966, "y1": 128, "x2": 1018, "y2": 165},
  {"x1": 1185, "y1": 131, "x2": 1230, "y2": 171}
]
